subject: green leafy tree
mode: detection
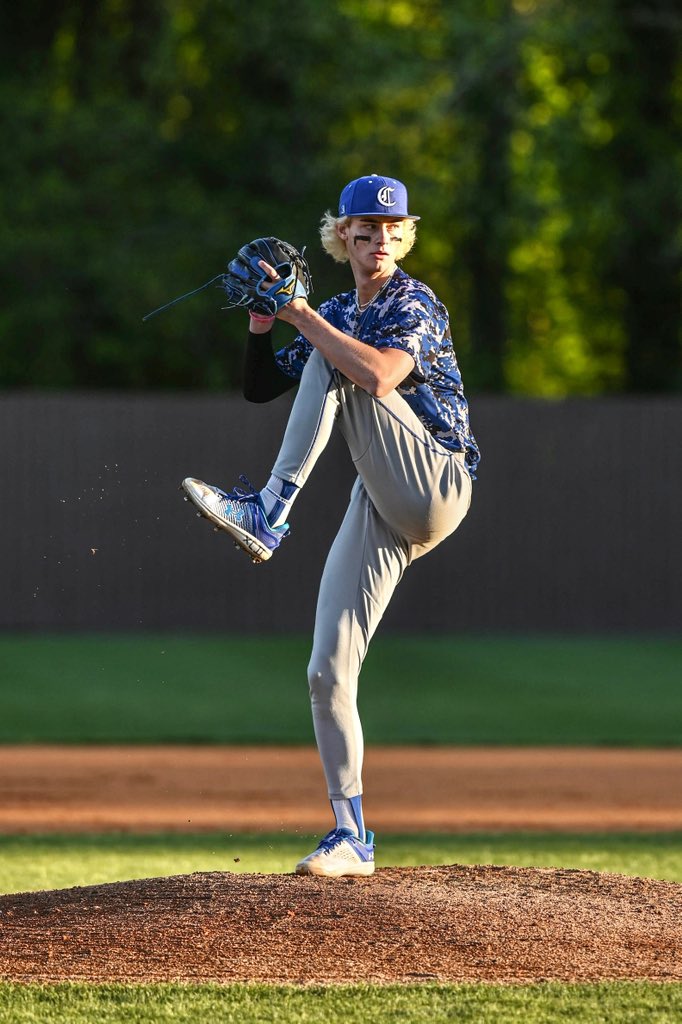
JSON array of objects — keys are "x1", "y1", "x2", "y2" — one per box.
[
  {"x1": 607, "y1": 0, "x2": 682, "y2": 390},
  {"x1": 0, "y1": 0, "x2": 679, "y2": 392}
]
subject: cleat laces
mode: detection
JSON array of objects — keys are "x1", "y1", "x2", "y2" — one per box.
[
  {"x1": 317, "y1": 828, "x2": 357, "y2": 853},
  {"x1": 226, "y1": 475, "x2": 259, "y2": 500}
]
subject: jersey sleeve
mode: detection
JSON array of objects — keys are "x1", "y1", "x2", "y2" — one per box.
[
  {"x1": 274, "y1": 334, "x2": 313, "y2": 381},
  {"x1": 273, "y1": 297, "x2": 335, "y2": 381},
  {"x1": 370, "y1": 285, "x2": 446, "y2": 380}
]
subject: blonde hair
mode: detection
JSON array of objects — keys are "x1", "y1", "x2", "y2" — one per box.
[{"x1": 319, "y1": 211, "x2": 417, "y2": 264}]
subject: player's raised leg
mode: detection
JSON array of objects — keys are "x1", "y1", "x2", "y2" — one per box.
[{"x1": 181, "y1": 350, "x2": 343, "y2": 561}]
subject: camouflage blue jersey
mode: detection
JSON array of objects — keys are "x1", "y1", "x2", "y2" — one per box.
[{"x1": 275, "y1": 267, "x2": 480, "y2": 478}]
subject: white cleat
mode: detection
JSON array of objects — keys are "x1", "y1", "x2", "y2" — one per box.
[{"x1": 295, "y1": 828, "x2": 375, "y2": 878}]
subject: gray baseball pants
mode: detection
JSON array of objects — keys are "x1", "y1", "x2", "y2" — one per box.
[{"x1": 271, "y1": 349, "x2": 472, "y2": 799}]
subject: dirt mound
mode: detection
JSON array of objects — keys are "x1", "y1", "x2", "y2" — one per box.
[{"x1": 1, "y1": 865, "x2": 681, "y2": 984}]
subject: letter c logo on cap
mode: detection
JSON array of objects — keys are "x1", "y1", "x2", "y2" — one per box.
[{"x1": 377, "y1": 186, "x2": 396, "y2": 207}]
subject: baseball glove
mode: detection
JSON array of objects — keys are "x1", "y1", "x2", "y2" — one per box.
[{"x1": 222, "y1": 237, "x2": 313, "y2": 317}]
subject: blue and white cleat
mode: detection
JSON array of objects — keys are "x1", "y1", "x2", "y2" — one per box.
[
  {"x1": 295, "y1": 828, "x2": 375, "y2": 878},
  {"x1": 181, "y1": 476, "x2": 289, "y2": 564}
]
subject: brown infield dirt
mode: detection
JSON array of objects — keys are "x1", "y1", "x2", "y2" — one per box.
[{"x1": 1, "y1": 745, "x2": 682, "y2": 985}]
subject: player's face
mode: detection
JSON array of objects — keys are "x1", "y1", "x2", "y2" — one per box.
[{"x1": 341, "y1": 217, "x2": 406, "y2": 277}]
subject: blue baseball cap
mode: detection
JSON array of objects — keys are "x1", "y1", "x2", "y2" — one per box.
[{"x1": 338, "y1": 174, "x2": 420, "y2": 220}]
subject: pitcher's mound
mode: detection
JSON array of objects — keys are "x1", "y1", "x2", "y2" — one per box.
[{"x1": 1, "y1": 865, "x2": 681, "y2": 984}]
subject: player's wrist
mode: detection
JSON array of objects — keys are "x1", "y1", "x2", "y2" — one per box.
[
  {"x1": 249, "y1": 311, "x2": 276, "y2": 334},
  {"x1": 277, "y1": 298, "x2": 311, "y2": 327}
]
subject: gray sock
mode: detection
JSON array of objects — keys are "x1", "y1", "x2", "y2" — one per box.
[
  {"x1": 260, "y1": 475, "x2": 299, "y2": 528},
  {"x1": 331, "y1": 796, "x2": 365, "y2": 840}
]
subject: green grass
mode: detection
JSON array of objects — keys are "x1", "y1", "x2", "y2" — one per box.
[
  {"x1": 1, "y1": 633, "x2": 680, "y2": 745},
  {"x1": 1, "y1": 982, "x2": 682, "y2": 1023},
  {"x1": 2, "y1": 832, "x2": 682, "y2": 895},
  {"x1": 2, "y1": 836, "x2": 681, "y2": 1022},
  {"x1": 1, "y1": 635, "x2": 679, "y2": 1021}
]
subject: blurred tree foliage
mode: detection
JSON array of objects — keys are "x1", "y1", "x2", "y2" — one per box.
[{"x1": 0, "y1": 0, "x2": 679, "y2": 393}]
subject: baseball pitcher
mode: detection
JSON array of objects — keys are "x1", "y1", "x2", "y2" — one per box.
[{"x1": 181, "y1": 174, "x2": 480, "y2": 877}]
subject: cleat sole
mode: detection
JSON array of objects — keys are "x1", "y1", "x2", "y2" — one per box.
[{"x1": 295, "y1": 860, "x2": 375, "y2": 878}]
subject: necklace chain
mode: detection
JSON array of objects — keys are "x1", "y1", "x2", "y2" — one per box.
[{"x1": 356, "y1": 277, "x2": 390, "y2": 312}]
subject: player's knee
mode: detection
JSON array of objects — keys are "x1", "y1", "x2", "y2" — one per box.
[{"x1": 307, "y1": 654, "x2": 337, "y2": 702}]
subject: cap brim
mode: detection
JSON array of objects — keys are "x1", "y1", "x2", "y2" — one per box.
[{"x1": 344, "y1": 211, "x2": 420, "y2": 221}]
